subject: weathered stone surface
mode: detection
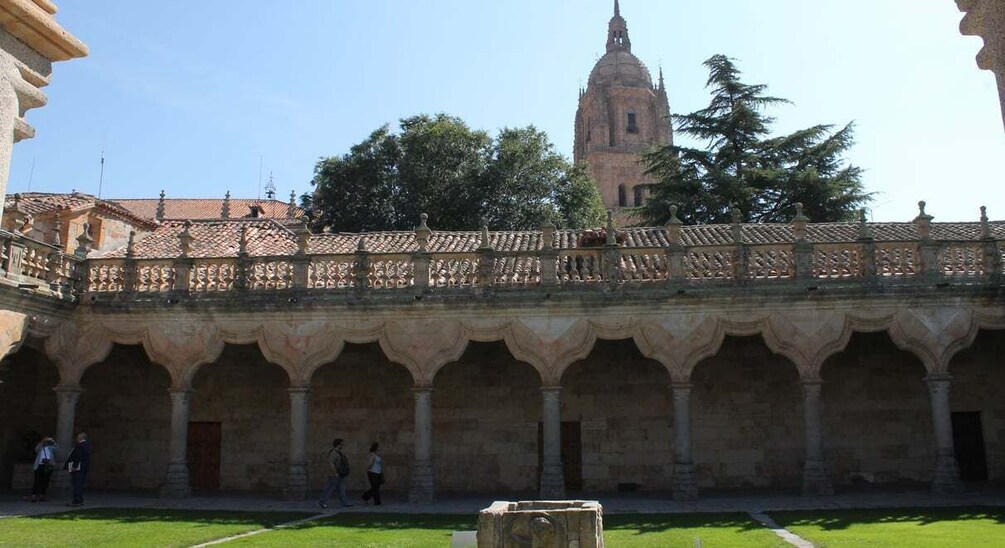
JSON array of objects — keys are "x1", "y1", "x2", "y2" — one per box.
[{"x1": 477, "y1": 500, "x2": 604, "y2": 548}]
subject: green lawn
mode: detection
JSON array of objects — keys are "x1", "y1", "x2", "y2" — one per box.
[
  {"x1": 227, "y1": 514, "x2": 476, "y2": 547},
  {"x1": 0, "y1": 508, "x2": 314, "y2": 548},
  {"x1": 771, "y1": 506, "x2": 1005, "y2": 547},
  {"x1": 604, "y1": 513, "x2": 789, "y2": 547}
]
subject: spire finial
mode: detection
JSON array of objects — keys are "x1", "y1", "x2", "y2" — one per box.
[
  {"x1": 614, "y1": 0, "x2": 620, "y2": 17},
  {"x1": 155, "y1": 190, "x2": 166, "y2": 221},
  {"x1": 606, "y1": 0, "x2": 631, "y2": 52},
  {"x1": 221, "y1": 191, "x2": 231, "y2": 219}
]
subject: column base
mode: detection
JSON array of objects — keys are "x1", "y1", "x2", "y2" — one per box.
[
  {"x1": 539, "y1": 463, "x2": 566, "y2": 499},
  {"x1": 409, "y1": 460, "x2": 435, "y2": 503},
  {"x1": 51, "y1": 471, "x2": 71, "y2": 499},
  {"x1": 672, "y1": 463, "x2": 698, "y2": 501},
  {"x1": 802, "y1": 460, "x2": 834, "y2": 496},
  {"x1": 160, "y1": 463, "x2": 191, "y2": 499},
  {"x1": 931, "y1": 455, "x2": 964, "y2": 494},
  {"x1": 284, "y1": 464, "x2": 309, "y2": 501}
]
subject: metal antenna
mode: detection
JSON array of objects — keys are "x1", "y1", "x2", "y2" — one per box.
[{"x1": 97, "y1": 148, "x2": 106, "y2": 198}]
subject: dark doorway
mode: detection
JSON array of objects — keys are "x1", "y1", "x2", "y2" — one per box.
[
  {"x1": 538, "y1": 421, "x2": 583, "y2": 491},
  {"x1": 188, "y1": 422, "x2": 221, "y2": 491},
  {"x1": 952, "y1": 412, "x2": 988, "y2": 481}
]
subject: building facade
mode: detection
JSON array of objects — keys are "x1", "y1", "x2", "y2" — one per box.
[{"x1": 574, "y1": 1, "x2": 672, "y2": 212}]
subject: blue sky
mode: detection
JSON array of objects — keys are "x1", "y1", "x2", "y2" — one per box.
[{"x1": 9, "y1": 0, "x2": 1003, "y2": 222}]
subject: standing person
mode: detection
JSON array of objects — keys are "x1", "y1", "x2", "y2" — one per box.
[
  {"x1": 29, "y1": 437, "x2": 57, "y2": 502},
  {"x1": 65, "y1": 432, "x2": 91, "y2": 507},
  {"x1": 361, "y1": 442, "x2": 383, "y2": 506},
  {"x1": 318, "y1": 438, "x2": 352, "y2": 509}
]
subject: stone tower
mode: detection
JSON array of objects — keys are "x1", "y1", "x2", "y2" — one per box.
[{"x1": 574, "y1": 0, "x2": 672, "y2": 212}]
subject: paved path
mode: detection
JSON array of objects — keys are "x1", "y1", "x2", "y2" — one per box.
[{"x1": 3, "y1": 488, "x2": 1005, "y2": 519}]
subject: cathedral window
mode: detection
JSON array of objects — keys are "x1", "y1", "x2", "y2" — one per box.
[
  {"x1": 618, "y1": 185, "x2": 627, "y2": 207},
  {"x1": 627, "y1": 111, "x2": 638, "y2": 134},
  {"x1": 633, "y1": 185, "x2": 645, "y2": 207}
]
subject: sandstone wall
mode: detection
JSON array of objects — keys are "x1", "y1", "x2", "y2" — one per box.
[
  {"x1": 950, "y1": 329, "x2": 1005, "y2": 481},
  {"x1": 433, "y1": 342, "x2": 542, "y2": 493},
  {"x1": 77, "y1": 345, "x2": 171, "y2": 490},
  {"x1": 691, "y1": 336, "x2": 805, "y2": 490},
  {"x1": 822, "y1": 333, "x2": 934, "y2": 486},
  {"x1": 564, "y1": 339, "x2": 673, "y2": 491}
]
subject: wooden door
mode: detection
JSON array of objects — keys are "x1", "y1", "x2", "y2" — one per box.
[
  {"x1": 952, "y1": 412, "x2": 988, "y2": 482},
  {"x1": 537, "y1": 421, "x2": 583, "y2": 491},
  {"x1": 187, "y1": 422, "x2": 221, "y2": 491}
]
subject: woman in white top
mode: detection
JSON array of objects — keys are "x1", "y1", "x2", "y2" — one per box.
[
  {"x1": 30, "y1": 437, "x2": 57, "y2": 502},
  {"x1": 361, "y1": 441, "x2": 383, "y2": 506}
]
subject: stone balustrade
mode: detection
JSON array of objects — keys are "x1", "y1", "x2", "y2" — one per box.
[{"x1": 0, "y1": 228, "x2": 81, "y2": 298}]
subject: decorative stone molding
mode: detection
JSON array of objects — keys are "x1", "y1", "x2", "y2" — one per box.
[
  {"x1": 888, "y1": 308, "x2": 979, "y2": 374},
  {"x1": 380, "y1": 319, "x2": 468, "y2": 386},
  {"x1": 958, "y1": 0, "x2": 1005, "y2": 128},
  {"x1": 254, "y1": 320, "x2": 346, "y2": 388},
  {"x1": 632, "y1": 314, "x2": 730, "y2": 382},
  {"x1": 43, "y1": 320, "x2": 114, "y2": 385}
]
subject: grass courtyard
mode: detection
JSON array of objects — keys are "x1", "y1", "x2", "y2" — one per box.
[{"x1": 0, "y1": 506, "x2": 1003, "y2": 546}]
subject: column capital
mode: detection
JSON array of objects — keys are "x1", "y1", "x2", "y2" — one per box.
[
  {"x1": 540, "y1": 385, "x2": 562, "y2": 394},
  {"x1": 799, "y1": 377, "x2": 824, "y2": 387},
  {"x1": 924, "y1": 373, "x2": 953, "y2": 384},
  {"x1": 288, "y1": 387, "x2": 311, "y2": 396},
  {"x1": 168, "y1": 387, "x2": 195, "y2": 395},
  {"x1": 412, "y1": 385, "x2": 434, "y2": 396},
  {"x1": 53, "y1": 384, "x2": 84, "y2": 396},
  {"x1": 670, "y1": 381, "x2": 693, "y2": 391}
]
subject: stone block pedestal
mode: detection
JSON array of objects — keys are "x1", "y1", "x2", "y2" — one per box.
[{"x1": 477, "y1": 500, "x2": 604, "y2": 547}]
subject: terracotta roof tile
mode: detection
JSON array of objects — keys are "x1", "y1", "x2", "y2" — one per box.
[
  {"x1": 112, "y1": 198, "x2": 304, "y2": 221},
  {"x1": 95, "y1": 219, "x2": 1005, "y2": 260},
  {"x1": 4, "y1": 192, "x2": 158, "y2": 229}
]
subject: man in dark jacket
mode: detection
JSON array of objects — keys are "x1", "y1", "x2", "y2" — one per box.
[{"x1": 65, "y1": 432, "x2": 91, "y2": 507}]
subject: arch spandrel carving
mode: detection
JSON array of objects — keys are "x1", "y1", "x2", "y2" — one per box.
[
  {"x1": 0, "y1": 310, "x2": 28, "y2": 360},
  {"x1": 633, "y1": 314, "x2": 724, "y2": 382},
  {"x1": 43, "y1": 320, "x2": 115, "y2": 386},
  {"x1": 888, "y1": 308, "x2": 979, "y2": 374},
  {"x1": 761, "y1": 311, "x2": 853, "y2": 379},
  {"x1": 255, "y1": 320, "x2": 345, "y2": 387},
  {"x1": 380, "y1": 319, "x2": 469, "y2": 386},
  {"x1": 501, "y1": 317, "x2": 596, "y2": 385},
  {"x1": 139, "y1": 321, "x2": 225, "y2": 389}
]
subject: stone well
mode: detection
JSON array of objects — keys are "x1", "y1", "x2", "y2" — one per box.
[{"x1": 477, "y1": 500, "x2": 604, "y2": 548}]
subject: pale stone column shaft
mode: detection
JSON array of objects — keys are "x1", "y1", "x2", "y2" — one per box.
[
  {"x1": 161, "y1": 389, "x2": 193, "y2": 498},
  {"x1": 0, "y1": 62, "x2": 18, "y2": 229},
  {"x1": 926, "y1": 374, "x2": 963, "y2": 493},
  {"x1": 539, "y1": 386, "x2": 565, "y2": 498},
  {"x1": 670, "y1": 382, "x2": 697, "y2": 501},
  {"x1": 800, "y1": 379, "x2": 833, "y2": 495},
  {"x1": 51, "y1": 385, "x2": 83, "y2": 495},
  {"x1": 286, "y1": 388, "x2": 310, "y2": 500},
  {"x1": 409, "y1": 387, "x2": 435, "y2": 502}
]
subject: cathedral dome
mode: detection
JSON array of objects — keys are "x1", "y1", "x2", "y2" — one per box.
[{"x1": 588, "y1": 49, "x2": 653, "y2": 88}]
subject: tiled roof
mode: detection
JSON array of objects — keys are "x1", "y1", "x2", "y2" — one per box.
[
  {"x1": 4, "y1": 192, "x2": 158, "y2": 229},
  {"x1": 95, "y1": 219, "x2": 1005, "y2": 260},
  {"x1": 112, "y1": 198, "x2": 304, "y2": 221}
]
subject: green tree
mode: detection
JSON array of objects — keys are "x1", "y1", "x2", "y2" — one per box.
[
  {"x1": 309, "y1": 114, "x2": 604, "y2": 232},
  {"x1": 639, "y1": 55, "x2": 870, "y2": 225}
]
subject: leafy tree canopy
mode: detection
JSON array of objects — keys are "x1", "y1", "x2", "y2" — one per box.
[
  {"x1": 306, "y1": 114, "x2": 605, "y2": 232},
  {"x1": 639, "y1": 55, "x2": 871, "y2": 225}
]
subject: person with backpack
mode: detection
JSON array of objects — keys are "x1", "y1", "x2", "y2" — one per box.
[{"x1": 318, "y1": 438, "x2": 352, "y2": 509}]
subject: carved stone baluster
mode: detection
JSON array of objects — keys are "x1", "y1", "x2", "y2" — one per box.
[
  {"x1": 539, "y1": 220, "x2": 558, "y2": 286},
  {"x1": 173, "y1": 221, "x2": 194, "y2": 295},
  {"x1": 792, "y1": 203, "x2": 813, "y2": 280},
  {"x1": 914, "y1": 201, "x2": 941, "y2": 279},
  {"x1": 980, "y1": 206, "x2": 1001, "y2": 281},
  {"x1": 477, "y1": 221, "x2": 494, "y2": 290},
  {"x1": 292, "y1": 221, "x2": 311, "y2": 289},
  {"x1": 857, "y1": 209, "x2": 876, "y2": 283},
  {"x1": 664, "y1": 206, "x2": 685, "y2": 284},
  {"x1": 730, "y1": 208, "x2": 749, "y2": 284},
  {"x1": 412, "y1": 213, "x2": 431, "y2": 291}
]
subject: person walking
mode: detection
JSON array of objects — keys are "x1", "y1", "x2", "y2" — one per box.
[
  {"x1": 65, "y1": 432, "x2": 91, "y2": 507},
  {"x1": 318, "y1": 438, "x2": 352, "y2": 509},
  {"x1": 29, "y1": 437, "x2": 57, "y2": 502},
  {"x1": 361, "y1": 442, "x2": 383, "y2": 506}
]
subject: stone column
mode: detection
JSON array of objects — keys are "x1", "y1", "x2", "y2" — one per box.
[
  {"x1": 670, "y1": 382, "x2": 698, "y2": 501},
  {"x1": 926, "y1": 374, "x2": 964, "y2": 493},
  {"x1": 286, "y1": 388, "x2": 310, "y2": 500},
  {"x1": 51, "y1": 385, "x2": 83, "y2": 494},
  {"x1": 160, "y1": 388, "x2": 193, "y2": 498},
  {"x1": 409, "y1": 387, "x2": 435, "y2": 502},
  {"x1": 0, "y1": 62, "x2": 18, "y2": 229},
  {"x1": 800, "y1": 379, "x2": 833, "y2": 495},
  {"x1": 539, "y1": 386, "x2": 565, "y2": 499}
]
